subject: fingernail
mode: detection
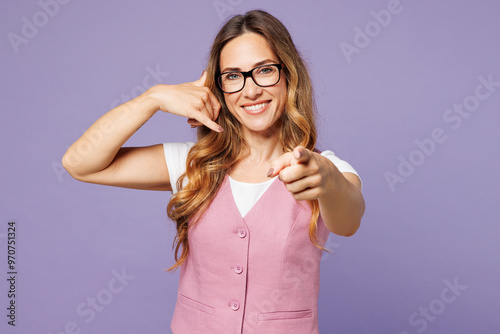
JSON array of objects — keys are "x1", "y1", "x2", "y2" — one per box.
[
  {"x1": 267, "y1": 168, "x2": 274, "y2": 177},
  {"x1": 294, "y1": 150, "x2": 302, "y2": 159},
  {"x1": 217, "y1": 126, "x2": 224, "y2": 132}
]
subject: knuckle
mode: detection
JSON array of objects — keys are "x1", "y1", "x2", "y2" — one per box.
[
  {"x1": 199, "y1": 113, "x2": 211, "y2": 122},
  {"x1": 312, "y1": 174, "x2": 322, "y2": 186},
  {"x1": 191, "y1": 101, "x2": 202, "y2": 110},
  {"x1": 200, "y1": 88, "x2": 211, "y2": 97},
  {"x1": 310, "y1": 163, "x2": 320, "y2": 174}
]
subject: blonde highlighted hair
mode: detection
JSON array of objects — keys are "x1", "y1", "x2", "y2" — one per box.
[{"x1": 166, "y1": 10, "x2": 326, "y2": 272}]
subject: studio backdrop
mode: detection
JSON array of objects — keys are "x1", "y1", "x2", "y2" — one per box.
[{"x1": 1, "y1": 0, "x2": 499, "y2": 333}]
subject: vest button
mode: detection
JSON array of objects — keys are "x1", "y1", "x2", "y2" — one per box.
[
  {"x1": 234, "y1": 265, "x2": 243, "y2": 274},
  {"x1": 237, "y1": 228, "x2": 247, "y2": 238},
  {"x1": 230, "y1": 300, "x2": 240, "y2": 311}
]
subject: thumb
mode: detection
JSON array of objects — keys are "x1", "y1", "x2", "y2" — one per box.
[{"x1": 193, "y1": 70, "x2": 207, "y2": 87}]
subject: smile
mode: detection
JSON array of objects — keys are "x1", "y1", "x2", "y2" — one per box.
[{"x1": 242, "y1": 102, "x2": 270, "y2": 111}]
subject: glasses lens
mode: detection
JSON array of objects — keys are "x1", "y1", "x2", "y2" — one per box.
[
  {"x1": 220, "y1": 72, "x2": 244, "y2": 93},
  {"x1": 253, "y1": 65, "x2": 280, "y2": 87},
  {"x1": 219, "y1": 65, "x2": 281, "y2": 93}
]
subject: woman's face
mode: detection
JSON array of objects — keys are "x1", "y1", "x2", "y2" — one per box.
[{"x1": 219, "y1": 32, "x2": 287, "y2": 138}]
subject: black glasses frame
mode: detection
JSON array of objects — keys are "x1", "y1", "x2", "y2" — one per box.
[{"x1": 217, "y1": 63, "x2": 284, "y2": 94}]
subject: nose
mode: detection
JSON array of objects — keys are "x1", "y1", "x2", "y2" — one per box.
[{"x1": 241, "y1": 76, "x2": 262, "y2": 98}]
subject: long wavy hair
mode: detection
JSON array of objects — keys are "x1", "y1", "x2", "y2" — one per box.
[{"x1": 166, "y1": 10, "x2": 327, "y2": 272}]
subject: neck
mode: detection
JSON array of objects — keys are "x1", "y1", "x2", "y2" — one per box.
[
  {"x1": 241, "y1": 127, "x2": 283, "y2": 163},
  {"x1": 228, "y1": 124, "x2": 284, "y2": 183}
]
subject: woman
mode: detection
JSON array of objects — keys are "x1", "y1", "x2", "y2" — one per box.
[{"x1": 62, "y1": 9, "x2": 364, "y2": 334}]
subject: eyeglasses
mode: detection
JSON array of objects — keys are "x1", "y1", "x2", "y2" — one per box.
[{"x1": 217, "y1": 63, "x2": 284, "y2": 94}]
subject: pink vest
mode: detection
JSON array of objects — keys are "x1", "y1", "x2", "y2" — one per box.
[{"x1": 170, "y1": 174, "x2": 330, "y2": 334}]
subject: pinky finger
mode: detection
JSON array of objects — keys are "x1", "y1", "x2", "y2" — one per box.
[
  {"x1": 193, "y1": 112, "x2": 224, "y2": 133},
  {"x1": 291, "y1": 187, "x2": 321, "y2": 201}
]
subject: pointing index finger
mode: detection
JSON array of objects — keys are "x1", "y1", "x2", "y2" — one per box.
[
  {"x1": 267, "y1": 147, "x2": 312, "y2": 178},
  {"x1": 293, "y1": 146, "x2": 311, "y2": 164},
  {"x1": 267, "y1": 152, "x2": 295, "y2": 178}
]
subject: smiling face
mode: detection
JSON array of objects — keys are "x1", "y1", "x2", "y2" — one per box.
[{"x1": 219, "y1": 32, "x2": 287, "y2": 139}]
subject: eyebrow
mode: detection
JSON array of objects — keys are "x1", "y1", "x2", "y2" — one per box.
[{"x1": 221, "y1": 59, "x2": 278, "y2": 73}]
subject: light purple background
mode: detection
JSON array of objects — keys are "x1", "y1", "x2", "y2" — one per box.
[{"x1": 1, "y1": 0, "x2": 499, "y2": 333}]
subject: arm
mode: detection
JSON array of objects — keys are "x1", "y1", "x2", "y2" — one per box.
[
  {"x1": 317, "y1": 168, "x2": 364, "y2": 236},
  {"x1": 62, "y1": 71, "x2": 222, "y2": 190},
  {"x1": 268, "y1": 146, "x2": 365, "y2": 236}
]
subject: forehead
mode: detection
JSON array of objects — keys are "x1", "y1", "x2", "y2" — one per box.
[{"x1": 220, "y1": 33, "x2": 278, "y2": 71}]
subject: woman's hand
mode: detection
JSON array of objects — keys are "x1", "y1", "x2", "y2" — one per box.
[
  {"x1": 268, "y1": 146, "x2": 364, "y2": 236},
  {"x1": 150, "y1": 71, "x2": 224, "y2": 132},
  {"x1": 267, "y1": 146, "x2": 335, "y2": 201}
]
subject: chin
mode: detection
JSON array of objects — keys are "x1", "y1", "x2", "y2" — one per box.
[{"x1": 242, "y1": 120, "x2": 280, "y2": 134}]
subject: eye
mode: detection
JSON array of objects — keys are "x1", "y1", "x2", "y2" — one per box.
[
  {"x1": 224, "y1": 72, "x2": 242, "y2": 81},
  {"x1": 256, "y1": 66, "x2": 275, "y2": 75}
]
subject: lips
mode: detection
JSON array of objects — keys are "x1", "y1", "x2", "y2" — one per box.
[
  {"x1": 241, "y1": 101, "x2": 271, "y2": 115},
  {"x1": 243, "y1": 102, "x2": 269, "y2": 111}
]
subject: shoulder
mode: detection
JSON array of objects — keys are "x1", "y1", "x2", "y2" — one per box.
[
  {"x1": 319, "y1": 149, "x2": 363, "y2": 190},
  {"x1": 163, "y1": 142, "x2": 195, "y2": 156},
  {"x1": 162, "y1": 142, "x2": 195, "y2": 193}
]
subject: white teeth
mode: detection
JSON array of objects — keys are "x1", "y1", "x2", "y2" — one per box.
[{"x1": 243, "y1": 102, "x2": 269, "y2": 111}]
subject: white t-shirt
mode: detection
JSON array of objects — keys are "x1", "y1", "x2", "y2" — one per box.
[{"x1": 163, "y1": 142, "x2": 362, "y2": 217}]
